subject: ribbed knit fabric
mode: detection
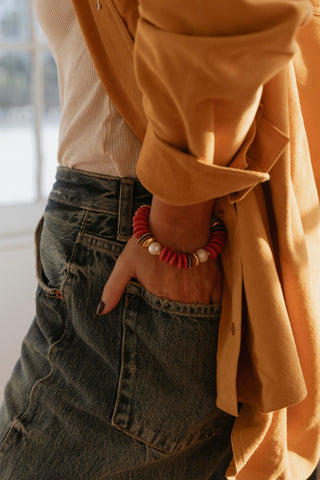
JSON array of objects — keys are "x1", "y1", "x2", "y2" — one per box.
[{"x1": 33, "y1": 0, "x2": 141, "y2": 177}]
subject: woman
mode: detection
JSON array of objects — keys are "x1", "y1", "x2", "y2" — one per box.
[{"x1": 0, "y1": 0, "x2": 319, "y2": 478}]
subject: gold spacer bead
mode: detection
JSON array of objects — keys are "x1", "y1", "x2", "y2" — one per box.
[
  {"x1": 138, "y1": 233, "x2": 152, "y2": 245},
  {"x1": 211, "y1": 220, "x2": 221, "y2": 229},
  {"x1": 141, "y1": 236, "x2": 155, "y2": 248},
  {"x1": 191, "y1": 252, "x2": 200, "y2": 267}
]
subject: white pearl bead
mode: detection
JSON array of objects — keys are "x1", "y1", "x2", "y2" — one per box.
[
  {"x1": 148, "y1": 242, "x2": 162, "y2": 256},
  {"x1": 196, "y1": 248, "x2": 209, "y2": 263}
]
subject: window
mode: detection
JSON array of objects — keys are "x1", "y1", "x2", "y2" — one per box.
[{"x1": 0, "y1": 0, "x2": 60, "y2": 240}]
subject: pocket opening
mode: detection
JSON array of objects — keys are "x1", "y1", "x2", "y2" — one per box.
[
  {"x1": 35, "y1": 216, "x2": 58, "y2": 297},
  {"x1": 35, "y1": 207, "x2": 90, "y2": 298}
]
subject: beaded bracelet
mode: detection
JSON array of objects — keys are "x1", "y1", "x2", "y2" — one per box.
[{"x1": 132, "y1": 205, "x2": 227, "y2": 269}]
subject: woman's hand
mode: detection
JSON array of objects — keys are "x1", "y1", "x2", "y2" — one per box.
[{"x1": 97, "y1": 196, "x2": 222, "y2": 315}]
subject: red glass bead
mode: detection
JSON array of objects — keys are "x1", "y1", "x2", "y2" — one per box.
[
  {"x1": 176, "y1": 253, "x2": 183, "y2": 269},
  {"x1": 135, "y1": 211, "x2": 149, "y2": 220},
  {"x1": 133, "y1": 226, "x2": 148, "y2": 234},
  {"x1": 133, "y1": 212, "x2": 149, "y2": 222},
  {"x1": 181, "y1": 253, "x2": 188, "y2": 269},
  {"x1": 159, "y1": 246, "x2": 168, "y2": 262},
  {"x1": 209, "y1": 242, "x2": 223, "y2": 254},
  {"x1": 133, "y1": 223, "x2": 149, "y2": 231},
  {"x1": 208, "y1": 235, "x2": 225, "y2": 245},
  {"x1": 212, "y1": 230, "x2": 227, "y2": 238},
  {"x1": 211, "y1": 231, "x2": 225, "y2": 239},
  {"x1": 209, "y1": 230, "x2": 225, "y2": 238},
  {"x1": 132, "y1": 218, "x2": 148, "y2": 225},
  {"x1": 169, "y1": 252, "x2": 177, "y2": 267},
  {"x1": 133, "y1": 214, "x2": 148, "y2": 223},
  {"x1": 138, "y1": 206, "x2": 151, "y2": 215},
  {"x1": 208, "y1": 238, "x2": 224, "y2": 248},
  {"x1": 133, "y1": 228, "x2": 150, "y2": 238},
  {"x1": 164, "y1": 248, "x2": 174, "y2": 263},
  {"x1": 205, "y1": 246, "x2": 218, "y2": 259},
  {"x1": 211, "y1": 229, "x2": 226, "y2": 236},
  {"x1": 212, "y1": 242, "x2": 225, "y2": 251},
  {"x1": 133, "y1": 223, "x2": 148, "y2": 232}
]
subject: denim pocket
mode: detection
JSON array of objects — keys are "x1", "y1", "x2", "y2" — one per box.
[
  {"x1": 35, "y1": 199, "x2": 89, "y2": 297},
  {"x1": 112, "y1": 280, "x2": 231, "y2": 454}
]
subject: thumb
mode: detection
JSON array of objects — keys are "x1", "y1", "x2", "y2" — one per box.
[{"x1": 96, "y1": 257, "x2": 134, "y2": 315}]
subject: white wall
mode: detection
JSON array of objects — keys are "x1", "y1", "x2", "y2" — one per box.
[{"x1": 0, "y1": 240, "x2": 36, "y2": 401}]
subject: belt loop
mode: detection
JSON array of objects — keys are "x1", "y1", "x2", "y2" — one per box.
[{"x1": 117, "y1": 178, "x2": 134, "y2": 242}]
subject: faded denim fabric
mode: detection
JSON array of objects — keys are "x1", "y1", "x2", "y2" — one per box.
[{"x1": 0, "y1": 167, "x2": 234, "y2": 479}]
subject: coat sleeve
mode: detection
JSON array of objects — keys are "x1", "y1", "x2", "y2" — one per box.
[{"x1": 134, "y1": 0, "x2": 312, "y2": 205}]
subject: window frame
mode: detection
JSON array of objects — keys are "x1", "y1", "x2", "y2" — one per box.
[{"x1": 0, "y1": 0, "x2": 57, "y2": 243}]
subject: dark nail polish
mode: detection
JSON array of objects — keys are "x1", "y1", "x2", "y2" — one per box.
[{"x1": 96, "y1": 300, "x2": 105, "y2": 316}]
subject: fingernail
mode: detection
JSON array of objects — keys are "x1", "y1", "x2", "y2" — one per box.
[{"x1": 96, "y1": 300, "x2": 105, "y2": 316}]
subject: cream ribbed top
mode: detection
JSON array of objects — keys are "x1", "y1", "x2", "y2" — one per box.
[{"x1": 33, "y1": 0, "x2": 141, "y2": 177}]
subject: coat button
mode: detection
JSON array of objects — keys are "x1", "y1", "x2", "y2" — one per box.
[{"x1": 96, "y1": 0, "x2": 102, "y2": 11}]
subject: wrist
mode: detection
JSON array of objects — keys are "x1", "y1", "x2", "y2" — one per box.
[{"x1": 148, "y1": 196, "x2": 215, "y2": 251}]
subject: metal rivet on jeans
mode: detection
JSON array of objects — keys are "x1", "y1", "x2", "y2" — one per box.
[{"x1": 55, "y1": 290, "x2": 63, "y2": 300}]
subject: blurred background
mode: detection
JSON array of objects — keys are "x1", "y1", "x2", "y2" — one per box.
[{"x1": 0, "y1": 0, "x2": 60, "y2": 398}]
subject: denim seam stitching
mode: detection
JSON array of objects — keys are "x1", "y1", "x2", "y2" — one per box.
[
  {"x1": 137, "y1": 294, "x2": 219, "y2": 318},
  {"x1": 111, "y1": 421, "x2": 171, "y2": 454},
  {"x1": 60, "y1": 211, "x2": 90, "y2": 293},
  {"x1": 110, "y1": 292, "x2": 223, "y2": 456},
  {"x1": 111, "y1": 295, "x2": 129, "y2": 435},
  {"x1": 0, "y1": 303, "x2": 70, "y2": 454},
  {"x1": 38, "y1": 211, "x2": 89, "y2": 298},
  {"x1": 93, "y1": 434, "x2": 217, "y2": 479},
  {"x1": 77, "y1": 235, "x2": 124, "y2": 254},
  {"x1": 0, "y1": 215, "x2": 91, "y2": 451},
  {"x1": 104, "y1": 424, "x2": 230, "y2": 478},
  {"x1": 34, "y1": 216, "x2": 57, "y2": 297},
  {"x1": 111, "y1": 293, "x2": 177, "y2": 454},
  {"x1": 140, "y1": 294, "x2": 220, "y2": 318},
  {"x1": 96, "y1": 428, "x2": 234, "y2": 479},
  {"x1": 48, "y1": 195, "x2": 116, "y2": 215},
  {"x1": 126, "y1": 282, "x2": 221, "y2": 318}
]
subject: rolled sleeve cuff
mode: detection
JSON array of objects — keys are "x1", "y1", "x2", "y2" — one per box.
[{"x1": 136, "y1": 115, "x2": 289, "y2": 205}]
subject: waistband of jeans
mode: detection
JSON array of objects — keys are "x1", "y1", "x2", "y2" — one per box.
[{"x1": 49, "y1": 167, "x2": 152, "y2": 217}]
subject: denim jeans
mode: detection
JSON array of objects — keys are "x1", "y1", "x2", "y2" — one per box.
[{"x1": 0, "y1": 167, "x2": 234, "y2": 479}]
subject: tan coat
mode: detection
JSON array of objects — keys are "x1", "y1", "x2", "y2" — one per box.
[{"x1": 71, "y1": 1, "x2": 320, "y2": 478}]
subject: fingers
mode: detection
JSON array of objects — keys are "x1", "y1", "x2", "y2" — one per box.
[
  {"x1": 95, "y1": 235, "x2": 222, "y2": 316},
  {"x1": 96, "y1": 256, "x2": 134, "y2": 315}
]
